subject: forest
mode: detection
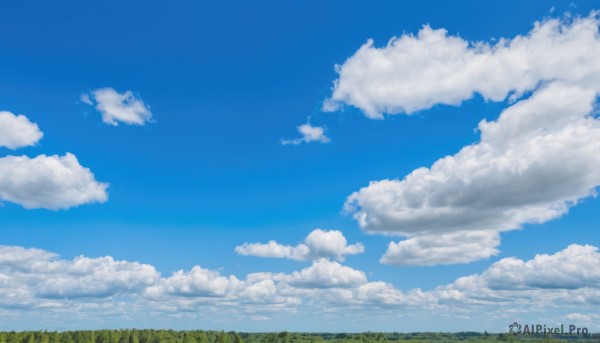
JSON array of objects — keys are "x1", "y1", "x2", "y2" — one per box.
[{"x1": 0, "y1": 330, "x2": 599, "y2": 343}]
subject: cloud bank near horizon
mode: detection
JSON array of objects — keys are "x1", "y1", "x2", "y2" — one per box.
[{"x1": 0, "y1": 243, "x2": 599, "y2": 328}]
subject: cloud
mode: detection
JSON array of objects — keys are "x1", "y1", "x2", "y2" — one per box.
[
  {"x1": 281, "y1": 121, "x2": 330, "y2": 145},
  {"x1": 426, "y1": 244, "x2": 600, "y2": 310},
  {"x1": 234, "y1": 229, "x2": 364, "y2": 261},
  {"x1": 338, "y1": 13, "x2": 600, "y2": 265},
  {"x1": 565, "y1": 313, "x2": 595, "y2": 322},
  {"x1": 380, "y1": 231, "x2": 500, "y2": 266},
  {"x1": 1, "y1": 243, "x2": 600, "y2": 327},
  {"x1": 0, "y1": 245, "x2": 159, "y2": 304},
  {"x1": 145, "y1": 266, "x2": 240, "y2": 298},
  {"x1": 0, "y1": 111, "x2": 108, "y2": 210},
  {"x1": 324, "y1": 13, "x2": 600, "y2": 118},
  {"x1": 82, "y1": 87, "x2": 153, "y2": 126},
  {"x1": 482, "y1": 244, "x2": 600, "y2": 290},
  {"x1": 0, "y1": 153, "x2": 108, "y2": 210},
  {"x1": 284, "y1": 259, "x2": 367, "y2": 289},
  {"x1": 0, "y1": 111, "x2": 43, "y2": 150}
]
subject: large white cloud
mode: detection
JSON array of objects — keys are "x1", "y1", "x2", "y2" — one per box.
[
  {"x1": 337, "y1": 13, "x2": 600, "y2": 265},
  {"x1": 82, "y1": 87, "x2": 153, "y2": 126},
  {"x1": 427, "y1": 244, "x2": 600, "y2": 310},
  {"x1": 324, "y1": 14, "x2": 600, "y2": 118},
  {"x1": 482, "y1": 244, "x2": 600, "y2": 290},
  {"x1": 235, "y1": 229, "x2": 364, "y2": 261},
  {"x1": 0, "y1": 153, "x2": 108, "y2": 210},
  {"x1": 0, "y1": 111, "x2": 43, "y2": 150}
]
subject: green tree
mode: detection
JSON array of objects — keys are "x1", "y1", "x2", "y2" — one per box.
[
  {"x1": 214, "y1": 332, "x2": 228, "y2": 343},
  {"x1": 232, "y1": 333, "x2": 243, "y2": 343},
  {"x1": 196, "y1": 332, "x2": 207, "y2": 343}
]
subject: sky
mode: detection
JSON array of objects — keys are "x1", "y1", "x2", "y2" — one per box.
[{"x1": 1, "y1": 0, "x2": 600, "y2": 333}]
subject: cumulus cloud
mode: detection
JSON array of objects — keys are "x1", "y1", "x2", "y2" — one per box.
[
  {"x1": 0, "y1": 111, "x2": 43, "y2": 149},
  {"x1": 426, "y1": 244, "x2": 600, "y2": 310},
  {"x1": 482, "y1": 244, "x2": 600, "y2": 290},
  {"x1": 325, "y1": 13, "x2": 600, "y2": 118},
  {"x1": 234, "y1": 229, "x2": 364, "y2": 261},
  {"x1": 381, "y1": 231, "x2": 500, "y2": 266},
  {"x1": 284, "y1": 259, "x2": 367, "y2": 289},
  {"x1": 0, "y1": 153, "x2": 108, "y2": 210},
  {"x1": 145, "y1": 266, "x2": 240, "y2": 298},
  {"x1": 281, "y1": 121, "x2": 330, "y2": 145},
  {"x1": 339, "y1": 13, "x2": 600, "y2": 265},
  {"x1": 0, "y1": 111, "x2": 108, "y2": 210},
  {"x1": 82, "y1": 87, "x2": 153, "y2": 126},
  {"x1": 1, "y1": 243, "x2": 600, "y2": 325},
  {"x1": 0, "y1": 245, "x2": 159, "y2": 304}
]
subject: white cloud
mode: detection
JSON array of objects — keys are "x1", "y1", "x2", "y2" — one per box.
[
  {"x1": 0, "y1": 245, "x2": 159, "y2": 303},
  {"x1": 234, "y1": 229, "x2": 364, "y2": 261},
  {"x1": 36, "y1": 256, "x2": 160, "y2": 299},
  {"x1": 338, "y1": 13, "x2": 600, "y2": 265},
  {"x1": 381, "y1": 231, "x2": 500, "y2": 266},
  {"x1": 565, "y1": 313, "x2": 594, "y2": 322},
  {"x1": 281, "y1": 121, "x2": 330, "y2": 145},
  {"x1": 0, "y1": 111, "x2": 107, "y2": 210},
  {"x1": 284, "y1": 259, "x2": 367, "y2": 289},
  {"x1": 0, "y1": 153, "x2": 108, "y2": 210},
  {"x1": 0, "y1": 111, "x2": 43, "y2": 149},
  {"x1": 426, "y1": 244, "x2": 600, "y2": 310},
  {"x1": 82, "y1": 87, "x2": 153, "y2": 126},
  {"x1": 482, "y1": 244, "x2": 600, "y2": 290},
  {"x1": 145, "y1": 266, "x2": 240, "y2": 298},
  {"x1": 325, "y1": 13, "x2": 600, "y2": 118},
  {"x1": 1, "y1": 243, "x2": 600, "y2": 327},
  {"x1": 346, "y1": 80, "x2": 600, "y2": 265}
]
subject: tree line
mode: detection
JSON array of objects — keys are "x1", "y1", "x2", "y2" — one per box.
[{"x1": 0, "y1": 330, "x2": 599, "y2": 343}]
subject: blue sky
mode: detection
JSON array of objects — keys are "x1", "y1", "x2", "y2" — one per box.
[{"x1": 1, "y1": 0, "x2": 600, "y2": 333}]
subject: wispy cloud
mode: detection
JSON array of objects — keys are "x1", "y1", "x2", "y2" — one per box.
[
  {"x1": 81, "y1": 87, "x2": 153, "y2": 126},
  {"x1": 281, "y1": 120, "x2": 330, "y2": 145}
]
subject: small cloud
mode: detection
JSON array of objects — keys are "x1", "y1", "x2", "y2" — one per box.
[
  {"x1": 321, "y1": 98, "x2": 340, "y2": 112},
  {"x1": 235, "y1": 229, "x2": 364, "y2": 262},
  {"x1": 0, "y1": 111, "x2": 44, "y2": 150},
  {"x1": 80, "y1": 93, "x2": 93, "y2": 105},
  {"x1": 565, "y1": 313, "x2": 592, "y2": 322},
  {"x1": 81, "y1": 87, "x2": 153, "y2": 126},
  {"x1": 281, "y1": 120, "x2": 330, "y2": 145}
]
